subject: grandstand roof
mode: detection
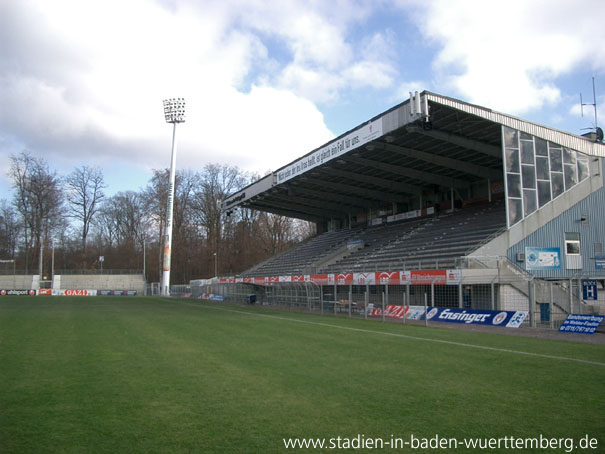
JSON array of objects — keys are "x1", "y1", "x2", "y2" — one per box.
[{"x1": 224, "y1": 91, "x2": 605, "y2": 223}]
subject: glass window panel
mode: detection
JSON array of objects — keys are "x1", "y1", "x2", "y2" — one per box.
[
  {"x1": 535, "y1": 137, "x2": 548, "y2": 156},
  {"x1": 536, "y1": 156, "x2": 550, "y2": 180},
  {"x1": 563, "y1": 147, "x2": 576, "y2": 165},
  {"x1": 537, "y1": 180, "x2": 551, "y2": 207},
  {"x1": 505, "y1": 148, "x2": 520, "y2": 173},
  {"x1": 521, "y1": 141, "x2": 534, "y2": 164},
  {"x1": 503, "y1": 127, "x2": 519, "y2": 148},
  {"x1": 565, "y1": 232, "x2": 580, "y2": 241},
  {"x1": 522, "y1": 164, "x2": 536, "y2": 189},
  {"x1": 564, "y1": 163, "x2": 578, "y2": 190},
  {"x1": 551, "y1": 172, "x2": 564, "y2": 198},
  {"x1": 507, "y1": 173, "x2": 521, "y2": 198},
  {"x1": 520, "y1": 132, "x2": 533, "y2": 140},
  {"x1": 578, "y1": 156, "x2": 589, "y2": 181},
  {"x1": 523, "y1": 189, "x2": 537, "y2": 216},
  {"x1": 549, "y1": 147, "x2": 562, "y2": 172},
  {"x1": 566, "y1": 242, "x2": 580, "y2": 255},
  {"x1": 507, "y1": 198, "x2": 523, "y2": 226}
]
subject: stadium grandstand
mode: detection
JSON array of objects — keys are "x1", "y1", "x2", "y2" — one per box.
[{"x1": 192, "y1": 91, "x2": 605, "y2": 329}]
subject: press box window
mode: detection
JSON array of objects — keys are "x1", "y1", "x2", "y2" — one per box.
[{"x1": 565, "y1": 232, "x2": 581, "y2": 255}]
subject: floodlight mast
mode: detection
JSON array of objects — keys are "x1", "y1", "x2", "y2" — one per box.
[{"x1": 161, "y1": 98, "x2": 185, "y2": 297}]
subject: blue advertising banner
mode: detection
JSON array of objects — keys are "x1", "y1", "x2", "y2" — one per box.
[
  {"x1": 559, "y1": 314, "x2": 604, "y2": 334},
  {"x1": 200, "y1": 293, "x2": 226, "y2": 301},
  {"x1": 423, "y1": 307, "x2": 528, "y2": 328},
  {"x1": 525, "y1": 247, "x2": 561, "y2": 270},
  {"x1": 595, "y1": 255, "x2": 605, "y2": 270}
]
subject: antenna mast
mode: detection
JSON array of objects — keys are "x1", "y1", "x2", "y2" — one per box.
[{"x1": 580, "y1": 76, "x2": 602, "y2": 142}]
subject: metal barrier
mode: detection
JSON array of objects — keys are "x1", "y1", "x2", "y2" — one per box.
[{"x1": 192, "y1": 279, "x2": 605, "y2": 332}]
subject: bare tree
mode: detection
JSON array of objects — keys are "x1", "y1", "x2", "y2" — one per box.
[
  {"x1": 193, "y1": 164, "x2": 248, "y2": 244},
  {"x1": 0, "y1": 200, "x2": 21, "y2": 259},
  {"x1": 9, "y1": 152, "x2": 63, "y2": 273},
  {"x1": 64, "y1": 165, "x2": 107, "y2": 256},
  {"x1": 257, "y1": 213, "x2": 298, "y2": 256}
]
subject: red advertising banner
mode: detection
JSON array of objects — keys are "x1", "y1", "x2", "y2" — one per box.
[
  {"x1": 241, "y1": 269, "x2": 459, "y2": 287},
  {"x1": 65, "y1": 289, "x2": 89, "y2": 296},
  {"x1": 409, "y1": 270, "x2": 446, "y2": 285},
  {"x1": 310, "y1": 274, "x2": 330, "y2": 285},
  {"x1": 375, "y1": 271, "x2": 399, "y2": 285},
  {"x1": 370, "y1": 305, "x2": 408, "y2": 318},
  {"x1": 333, "y1": 273, "x2": 353, "y2": 285}
]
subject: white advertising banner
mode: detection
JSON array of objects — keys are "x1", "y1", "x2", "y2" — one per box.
[{"x1": 276, "y1": 119, "x2": 383, "y2": 184}]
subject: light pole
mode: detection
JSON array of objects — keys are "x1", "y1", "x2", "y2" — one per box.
[
  {"x1": 161, "y1": 98, "x2": 186, "y2": 296},
  {"x1": 213, "y1": 252, "x2": 217, "y2": 277}
]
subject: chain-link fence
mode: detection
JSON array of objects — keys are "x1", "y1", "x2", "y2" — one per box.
[{"x1": 190, "y1": 269, "x2": 605, "y2": 331}]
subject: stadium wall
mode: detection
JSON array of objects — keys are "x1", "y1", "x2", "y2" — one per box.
[
  {"x1": 506, "y1": 160, "x2": 605, "y2": 279},
  {"x1": 0, "y1": 275, "x2": 38, "y2": 290}
]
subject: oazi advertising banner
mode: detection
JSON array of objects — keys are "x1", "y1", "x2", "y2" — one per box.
[
  {"x1": 369, "y1": 305, "x2": 426, "y2": 320},
  {"x1": 424, "y1": 307, "x2": 528, "y2": 328},
  {"x1": 60, "y1": 289, "x2": 98, "y2": 296},
  {"x1": 370, "y1": 305, "x2": 407, "y2": 318}
]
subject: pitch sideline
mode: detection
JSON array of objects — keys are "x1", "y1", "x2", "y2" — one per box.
[{"x1": 177, "y1": 300, "x2": 605, "y2": 367}]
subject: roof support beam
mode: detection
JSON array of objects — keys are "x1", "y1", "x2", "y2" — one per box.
[
  {"x1": 242, "y1": 203, "x2": 321, "y2": 223},
  {"x1": 318, "y1": 167, "x2": 422, "y2": 196},
  {"x1": 287, "y1": 184, "x2": 375, "y2": 208},
  {"x1": 346, "y1": 156, "x2": 469, "y2": 188},
  {"x1": 405, "y1": 125, "x2": 502, "y2": 158},
  {"x1": 268, "y1": 191, "x2": 357, "y2": 215},
  {"x1": 305, "y1": 176, "x2": 409, "y2": 204},
  {"x1": 377, "y1": 142, "x2": 502, "y2": 180}
]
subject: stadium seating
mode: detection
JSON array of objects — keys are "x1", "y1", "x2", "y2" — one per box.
[
  {"x1": 327, "y1": 200, "x2": 506, "y2": 271},
  {"x1": 246, "y1": 227, "x2": 362, "y2": 276},
  {"x1": 244, "y1": 200, "x2": 506, "y2": 276}
]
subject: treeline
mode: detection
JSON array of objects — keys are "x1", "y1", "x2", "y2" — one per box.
[{"x1": 0, "y1": 152, "x2": 313, "y2": 284}]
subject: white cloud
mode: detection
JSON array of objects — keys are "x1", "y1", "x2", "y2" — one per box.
[
  {"x1": 0, "y1": 0, "x2": 343, "y2": 187},
  {"x1": 412, "y1": 0, "x2": 605, "y2": 115}
]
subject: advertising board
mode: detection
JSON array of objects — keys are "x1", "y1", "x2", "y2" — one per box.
[
  {"x1": 0, "y1": 289, "x2": 36, "y2": 296},
  {"x1": 424, "y1": 307, "x2": 528, "y2": 328},
  {"x1": 559, "y1": 314, "x2": 604, "y2": 334}
]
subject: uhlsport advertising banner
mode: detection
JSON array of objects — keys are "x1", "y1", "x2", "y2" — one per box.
[
  {"x1": 424, "y1": 307, "x2": 528, "y2": 328},
  {"x1": 0, "y1": 289, "x2": 37, "y2": 296}
]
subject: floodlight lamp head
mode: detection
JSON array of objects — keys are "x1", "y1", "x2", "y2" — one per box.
[{"x1": 163, "y1": 98, "x2": 186, "y2": 123}]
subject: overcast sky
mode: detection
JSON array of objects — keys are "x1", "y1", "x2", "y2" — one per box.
[{"x1": 1, "y1": 0, "x2": 604, "y2": 200}]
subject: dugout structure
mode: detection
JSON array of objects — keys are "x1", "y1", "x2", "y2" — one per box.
[{"x1": 194, "y1": 91, "x2": 605, "y2": 328}]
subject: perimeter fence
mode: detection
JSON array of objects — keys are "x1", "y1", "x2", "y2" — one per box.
[{"x1": 191, "y1": 273, "x2": 605, "y2": 331}]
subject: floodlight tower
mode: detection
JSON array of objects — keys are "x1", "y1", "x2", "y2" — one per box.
[{"x1": 161, "y1": 98, "x2": 185, "y2": 296}]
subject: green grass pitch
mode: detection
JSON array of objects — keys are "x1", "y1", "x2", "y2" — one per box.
[{"x1": 1, "y1": 296, "x2": 604, "y2": 453}]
